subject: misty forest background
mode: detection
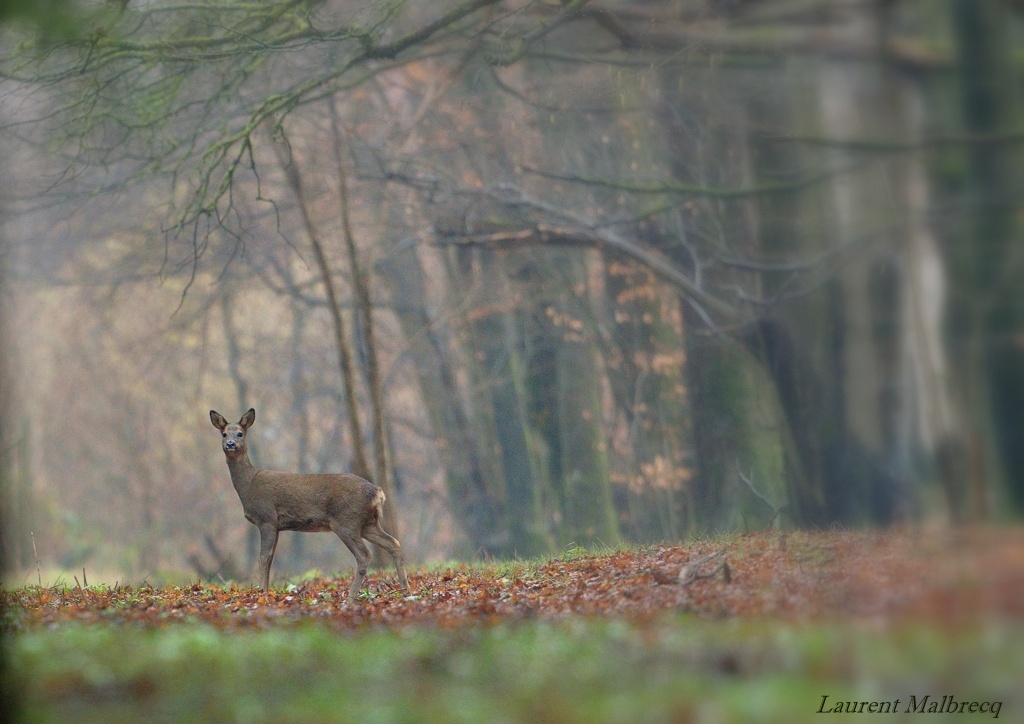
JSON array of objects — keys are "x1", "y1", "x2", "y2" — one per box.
[{"x1": 1, "y1": 0, "x2": 1023, "y2": 585}]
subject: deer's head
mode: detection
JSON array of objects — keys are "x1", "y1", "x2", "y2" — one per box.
[{"x1": 210, "y1": 408, "x2": 255, "y2": 460}]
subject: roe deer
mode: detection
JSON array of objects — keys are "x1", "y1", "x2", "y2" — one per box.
[{"x1": 210, "y1": 408, "x2": 409, "y2": 599}]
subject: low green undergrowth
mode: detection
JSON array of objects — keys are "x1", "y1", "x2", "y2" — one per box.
[{"x1": 5, "y1": 617, "x2": 1021, "y2": 723}]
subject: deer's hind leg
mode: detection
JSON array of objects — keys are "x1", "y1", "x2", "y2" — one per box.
[
  {"x1": 363, "y1": 523, "x2": 409, "y2": 591},
  {"x1": 332, "y1": 523, "x2": 372, "y2": 601}
]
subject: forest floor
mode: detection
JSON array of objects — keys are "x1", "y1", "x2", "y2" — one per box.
[
  {"x1": 3, "y1": 527, "x2": 1024, "y2": 721},
  {"x1": 5, "y1": 526, "x2": 1023, "y2": 629}
]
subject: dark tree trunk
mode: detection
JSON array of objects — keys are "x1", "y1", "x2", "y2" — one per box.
[{"x1": 949, "y1": 0, "x2": 1024, "y2": 516}]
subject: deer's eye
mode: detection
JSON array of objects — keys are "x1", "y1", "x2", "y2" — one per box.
[
  {"x1": 221, "y1": 432, "x2": 226, "y2": 438},
  {"x1": 236, "y1": 432, "x2": 243, "y2": 438}
]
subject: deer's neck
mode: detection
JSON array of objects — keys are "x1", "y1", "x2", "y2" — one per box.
[{"x1": 225, "y1": 453, "x2": 259, "y2": 495}]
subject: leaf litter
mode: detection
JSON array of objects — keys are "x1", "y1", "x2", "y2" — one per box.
[{"x1": 4, "y1": 528, "x2": 1023, "y2": 632}]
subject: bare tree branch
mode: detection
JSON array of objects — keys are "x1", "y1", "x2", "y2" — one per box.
[{"x1": 435, "y1": 224, "x2": 735, "y2": 319}]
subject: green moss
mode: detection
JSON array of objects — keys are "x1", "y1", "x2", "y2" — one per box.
[{"x1": 7, "y1": 618, "x2": 1022, "y2": 723}]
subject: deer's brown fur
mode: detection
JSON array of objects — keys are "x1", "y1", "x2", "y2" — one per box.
[{"x1": 210, "y1": 408, "x2": 409, "y2": 598}]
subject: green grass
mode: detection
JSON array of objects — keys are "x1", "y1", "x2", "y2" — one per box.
[{"x1": 5, "y1": 617, "x2": 1021, "y2": 723}]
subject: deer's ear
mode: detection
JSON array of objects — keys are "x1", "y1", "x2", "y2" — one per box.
[
  {"x1": 210, "y1": 410, "x2": 228, "y2": 430},
  {"x1": 240, "y1": 408, "x2": 256, "y2": 430}
]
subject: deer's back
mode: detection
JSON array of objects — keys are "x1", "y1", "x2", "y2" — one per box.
[{"x1": 246, "y1": 470, "x2": 382, "y2": 532}]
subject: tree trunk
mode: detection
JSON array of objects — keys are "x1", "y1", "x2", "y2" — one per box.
[
  {"x1": 219, "y1": 288, "x2": 259, "y2": 569},
  {"x1": 652, "y1": 66, "x2": 785, "y2": 532},
  {"x1": 376, "y1": 242, "x2": 502, "y2": 553},
  {"x1": 331, "y1": 118, "x2": 400, "y2": 541},
  {"x1": 471, "y1": 249, "x2": 553, "y2": 557},
  {"x1": 555, "y1": 330, "x2": 619, "y2": 547},
  {"x1": 735, "y1": 22, "x2": 945, "y2": 526},
  {"x1": 286, "y1": 295, "x2": 310, "y2": 569},
  {"x1": 275, "y1": 142, "x2": 371, "y2": 482},
  {"x1": 937, "y1": 0, "x2": 1024, "y2": 520},
  {"x1": 948, "y1": 0, "x2": 1024, "y2": 517},
  {"x1": 813, "y1": 40, "x2": 924, "y2": 523},
  {"x1": 602, "y1": 248, "x2": 691, "y2": 541},
  {"x1": 1, "y1": 420, "x2": 34, "y2": 571}
]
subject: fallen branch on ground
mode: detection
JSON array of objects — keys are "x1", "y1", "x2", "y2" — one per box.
[
  {"x1": 679, "y1": 550, "x2": 731, "y2": 586},
  {"x1": 649, "y1": 549, "x2": 732, "y2": 586}
]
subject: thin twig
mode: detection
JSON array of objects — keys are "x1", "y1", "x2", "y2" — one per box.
[
  {"x1": 736, "y1": 462, "x2": 785, "y2": 527},
  {"x1": 30, "y1": 530, "x2": 42, "y2": 588}
]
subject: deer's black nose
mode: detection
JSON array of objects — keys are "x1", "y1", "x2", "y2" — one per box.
[{"x1": 226, "y1": 439, "x2": 236, "y2": 449}]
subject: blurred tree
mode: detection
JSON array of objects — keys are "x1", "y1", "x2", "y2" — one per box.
[
  {"x1": 4, "y1": 0, "x2": 1023, "y2": 579},
  {"x1": 946, "y1": 0, "x2": 1024, "y2": 518}
]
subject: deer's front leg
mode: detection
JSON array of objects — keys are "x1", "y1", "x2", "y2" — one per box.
[{"x1": 257, "y1": 523, "x2": 279, "y2": 592}]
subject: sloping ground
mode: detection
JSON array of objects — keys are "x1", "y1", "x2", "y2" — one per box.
[{"x1": 4, "y1": 527, "x2": 1023, "y2": 630}]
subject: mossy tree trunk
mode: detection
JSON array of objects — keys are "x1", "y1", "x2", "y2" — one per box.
[
  {"x1": 543, "y1": 252, "x2": 621, "y2": 548},
  {"x1": 738, "y1": 16, "x2": 943, "y2": 526},
  {"x1": 470, "y1": 249, "x2": 554, "y2": 557},
  {"x1": 946, "y1": 0, "x2": 1024, "y2": 518},
  {"x1": 651, "y1": 67, "x2": 784, "y2": 533},
  {"x1": 603, "y1": 256, "x2": 691, "y2": 541},
  {"x1": 376, "y1": 243, "x2": 502, "y2": 554}
]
